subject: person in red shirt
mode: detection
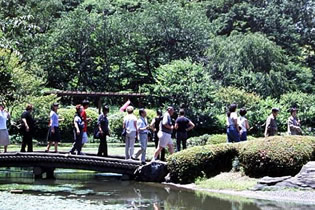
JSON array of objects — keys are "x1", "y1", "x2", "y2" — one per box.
[{"x1": 81, "y1": 100, "x2": 92, "y2": 151}]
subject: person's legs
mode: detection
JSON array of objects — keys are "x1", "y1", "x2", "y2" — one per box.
[
  {"x1": 21, "y1": 133, "x2": 27, "y2": 152},
  {"x1": 125, "y1": 135, "x2": 130, "y2": 159},
  {"x1": 54, "y1": 142, "x2": 58, "y2": 153},
  {"x1": 46, "y1": 142, "x2": 52, "y2": 152},
  {"x1": 182, "y1": 137, "x2": 187, "y2": 150},
  {"x1": 160, "y1": 148, "x2": 166, "y2": 161},
  {"x1": 25, "y1": 133, "x2": 33, "y2": 152},
  {"x1": 176, "y1": 137, "x2": 181, "y2": 152},
  {"x1": 4, "y1": 145, "x2": 7, "y2": 153},
  {"x1": 97, "y1": 136, "x2": 105, "y2": 156},
  {"x1": 129, "y1": 132, "x2": 136, "y2": 159},
  {"x1": 103, "y1": 136, "x2": 108, "y2": 157},
  {"x1": 153, "y1": 146, "x2": 164, "y2": 160},
  {"x1": 140, "y1": 134, "x2": 147, "y2": 163},
  {"x1": 167, "y1": 143, "x2": 174, "y2": 155}
]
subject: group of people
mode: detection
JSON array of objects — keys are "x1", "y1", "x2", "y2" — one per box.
[
  {"x1": 226, "y1": 104, "x2": 303, "y2": 143},
  {"x1": 123, "y1": 106, "x2": 195, "y2": 164}
]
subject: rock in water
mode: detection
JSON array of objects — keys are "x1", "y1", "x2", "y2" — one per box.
[{"x1": 134, "y1": 161, "x2": 168, "y2": 182}]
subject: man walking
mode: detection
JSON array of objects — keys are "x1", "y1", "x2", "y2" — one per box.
[
  {"x1": 264, "y1": 108, "x2": 279, "y2": 137},
  {"x1": 135, "y1": 109, "x2": 149, "y2": 165},
  {"x1": 175, "y1": 109, "x2": 195, "y2": 151},
  {"x1": 152, "y1": 107, "x2": 175, "y2": 161}
]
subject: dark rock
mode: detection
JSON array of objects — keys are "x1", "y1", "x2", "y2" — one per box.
[
  {"x1": 134, "y1": 161, "x2": 168, "y2": 182},
  {"x1": 254, "y1": 162, "x2": 315, "y2": 190}
]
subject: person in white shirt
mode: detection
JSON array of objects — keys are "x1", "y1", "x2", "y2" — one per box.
[
  {"x1": 0, "y1": 104, "x2": 10, "y2": 153},
  {"x1": 123, "y1": 106, "x2": 138, "y2": 160},
  {"x1": 226, "y1": 104, "x2": 240, "y2": 143},
  {"x1": 238, "y1": 108, "x2": 250, "y2": 141},
  {"x1": 134, "y1": 108, "x2": 149, "y2": 165}
]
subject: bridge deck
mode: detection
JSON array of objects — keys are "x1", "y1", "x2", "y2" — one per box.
[{"x1": 0, "y1": 152, "x2": 141, "y2": 176}]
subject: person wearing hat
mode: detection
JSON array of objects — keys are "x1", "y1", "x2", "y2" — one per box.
[
  {"x1": 152, "y1": 106, "x2": 175, "y2": 161},
  {"x1": 123, "y1": 106, "x2": 138, "y2": 160},
  {"x1": 288, "y1": 108, "x2": 302, "y2": 135},
  {"x1": 46, "y1": 102, "x2": 62, "y2": 153},
  {"x1": 264, "y1": 108, "x2": 279, "y2": 137},
  {"x1": 0, "y1": 104, "x2": 10, "y2": 153},
  {"x1": 81, "y1": 100, "x2": 92, "y2": 148}
]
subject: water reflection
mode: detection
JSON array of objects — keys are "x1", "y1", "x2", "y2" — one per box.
[{"x1": 0, "y1": 168, "x2": 313, "y2": 210}]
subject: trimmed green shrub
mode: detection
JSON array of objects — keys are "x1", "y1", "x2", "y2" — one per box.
[
  {"x1": 239, "y1": 136, "x2": 315, "y2": 177},
  {"x1": 167, "y1": 143, "x2": 238, "y2": 184},
  {"x1": 187, "y1": 134, "x2": 256, "y2": 147},
  {"x1": 187, "y1": 134, "x2": 212, "y2": 147}
]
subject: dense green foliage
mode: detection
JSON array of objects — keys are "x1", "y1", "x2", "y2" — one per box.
[
  {"x1": 239, "y1": 136, "x2": 315, "y2": 177},
  {"x1": 0, "y1": 0, "x2": 314, "y2": 137},
  {"x1": 168, "y1": 143, "x2": 238, "y2": 183},
  {"x1": 168, "y1": 136, "x2": 315, "y2": 183}
]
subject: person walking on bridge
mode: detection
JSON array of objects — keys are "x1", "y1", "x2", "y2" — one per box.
[
  {"x1": 0, "y1": 104, "x2": 10, "y2": 153},
  {"x1": 97, "y1": 105, "x2": 110, "y2": 157},
  {"x1": 46, "y1": 103, "x2": 62, "y2": 153},
  {"x1": 123, "y1": 106, "x2": 138, "y2": 160},
  {"x1": 69, "y1": 105, "x2": 84, "y2": 155},
  {"x1": 134, "y1": 108, "x2": 149, "y2": 165},
  {"x1": 150, "y1": 110, "x2": 165, "y2": 161},
  {"x1": 81, "y1": 100, "x2": 92, "y2": 148},
  {"x1": 152, "y1": 107, "x2": 175, "y2": 161},
  {"x1": 21, "y1": 104, "x2": 35, "y2": 152}
]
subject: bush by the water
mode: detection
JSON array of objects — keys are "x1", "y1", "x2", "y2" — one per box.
[
  {"x1": 187, "y1": 134, "x2": 256, "y2": 147},
  {"x1": 239, "y1": 136, "x2": 315, "y2": 177},
  {"x1": 169, "y1": 135, "x2": 315, "y2": 184},
  {"x1": 167, "y1": 143, "x2": 238, "y2": 183}
]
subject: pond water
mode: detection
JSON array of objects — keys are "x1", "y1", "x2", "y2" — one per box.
[{"x1": 0, "y1": 168, "x2": 313, "y2": 210}]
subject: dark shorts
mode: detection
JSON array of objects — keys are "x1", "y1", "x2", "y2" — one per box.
[
  {"x1": 227, "y1": 126, "x2": 240, "y2": 143},
  {"x1": 47, "y1": 126, "x2": 61, "y2": 142}
]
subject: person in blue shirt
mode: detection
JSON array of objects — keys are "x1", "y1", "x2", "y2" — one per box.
[
  {"x1": 134, "y1": 108, "x2": 149, "y2": 165},
  {"x1": 45, "y1": 103, "x2": 63, "y2": 153},
  {"x1": 69, "y1": 105, "x2": 85, "y2": 155}
]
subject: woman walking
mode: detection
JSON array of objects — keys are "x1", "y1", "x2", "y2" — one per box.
[
  {"x1": 69, "y1": 105, "x2": 84, "y2": 155},
  {"x1": 226, "y1": 104, "x2": 240, "y2": 143},
  {"x1": 97, "y1": 105, "x2": 110, "y2": 157},
  {"x1": 123, "y1": 106, "x2": 137, "y2": 160},
  {"x1": 238, "y1": 108, "x2": 249, "y2": 141},
  {"x1": 150, "y1": 110, "x2": 165, "y2": 160},
  {"x1": 0, "y1": 104, "x2": 10, "y2": 153},
  {"x1": 46, "y1": 103, "x2": 61, "y2": 153}
]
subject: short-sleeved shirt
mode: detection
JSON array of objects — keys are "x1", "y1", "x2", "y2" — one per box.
[
  {"x1": 74, "y1": 114, "x2": 84, "y2": 131},
  {"x1": 266, "y1": 114, "x2": 277, "y2": 136},
  {"x1": 238, "y1": 116, "x2": 247, "y2": 132},
  {"x1": 227, "y1": 112, "x2": 238, "y2": 127},
  {"x1": 0, "y1": 111, "x2": 8, "y2": 130},
  {"x1": 98, "y1": 114, "x2": 109, "y2": 134},
  {"x1": 21, "y1": 111, "x2": 35, "y2": 131},
  {"x1": 137, "y1": 117, "x2": 148, "y2": 134},
  {"x1": 124, "y1": 114, "x2": 137, "y2": 133},
  {"x1": 161, "y1": 112, "x2": 172, "y2": 134},
  {"x1": 81, "y1": 109, "x2": 88, "y2": 132},
  {"x1": 50, "y1": 111, "x2": 59, "y2": 127},
  {"x1": 175, "y1": 116, "x2": 190, "y2": 133}
]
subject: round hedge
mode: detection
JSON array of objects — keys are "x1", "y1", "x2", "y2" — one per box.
[
  {"x1": 239, "y1": 136, "x2": 315, "y2": 177},
  {"x1": 167, "y1": 143, "x2": 238, "y2": 184}
]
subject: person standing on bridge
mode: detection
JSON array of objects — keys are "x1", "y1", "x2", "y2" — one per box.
[
  {"x1": 46, "y1": 103, "x2": 62, "y2": 153},
  {"x1": 150, "y1": 110, "x2": 165, "y2": 161},
  {"x1": 123, "y1": 106, "x2": 138, "y2": 160},
  {"x1": 0, "y1": 104, "x2": 10, "y2": 153},
  {"x1": 134, "y1": 108, "x2": 149, "y2": 165},
  {"x1": 152, "y1": 107, "x2": 175, "y2": 161},
  {"x1": 175, "y1": 109, "x2": 195, "y2": 152},
  {"x1": 69, "y1": 105, "x2": 84, "y2": 155},
  {"x1": 21, "y1": 104, "x2": 35, "y2": 152},
  {"x1": 97, "y1": 105, "x2": 110, "y2": 157},
  {"x1": 81, "y1": 100, "x2": 92, "y2": 149}
]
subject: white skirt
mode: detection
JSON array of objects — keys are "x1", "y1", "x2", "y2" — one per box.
[{"x1": 0, "y1": 129, "x2": 10, "y2": 146}]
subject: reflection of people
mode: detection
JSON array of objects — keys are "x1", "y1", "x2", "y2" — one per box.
[
  {"x1": 0, "y1": 104, "x2": 10, "y2": 153},
  {"x1": 97, "y1": 105, "x2": 110, "y2": 157},
  {"x1": 69, "y1": 105, "x2": 84, "y2": 155},
  {"x1": 152, "y1": 107, "x2": 175, "y2": 161},
  {"x1": 150, "y1": 110, "x2": 165, "y2": 161},
  {"x1": 135, "y1": 109, "x2": 149, "y2": 165},
  {"x1": 46, "y1": 103, "x2": 62, "y2": 153},
  {"x1": 21, "y1": 104, "x2": 35, "y2": 152},
  {"x1": 238, "y1": 108, "x2": 249, "y2": 141},
  {"x1": 175, "y1": 109, "x2": 195, "y2": 151},
  {"x1": 226, "y1": 104, "x2": 240, "y2": 143},
  {"x1": 288, "y1": 108, "x2": 302, "y2": 135},
  {"x1": 123, "y1": 106, "x2": 137, "y2": 160},
  {"x1": 264, "y1": 108, "x2": 279, "y2": 137}
]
